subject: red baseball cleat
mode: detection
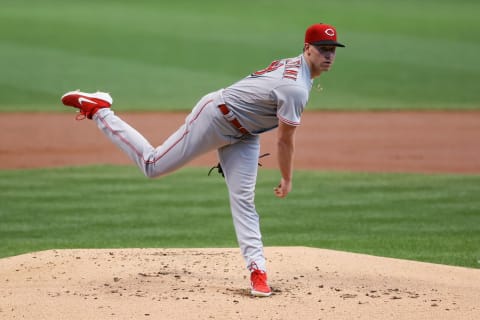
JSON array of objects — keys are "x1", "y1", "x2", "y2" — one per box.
[
  {"x1": 249, "y1": 264, "x2": 272, "y2": 297},
  {"x1": 61, "y1": 90, "x2": 113, "y2": 120}
]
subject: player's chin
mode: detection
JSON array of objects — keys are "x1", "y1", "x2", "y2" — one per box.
[{"x1": 321, "y1": 63, "x2": 333, "y2": 71}]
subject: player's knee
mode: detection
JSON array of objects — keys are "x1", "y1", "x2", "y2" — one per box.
[
  {"x1": 144, "y1": 172, "x2": 156, "y2": 179},
  {"x1": 229, "y1": 183, "x2": 255, "y2": 198},
  {"x1": 143, "y1": 167, "x2": 159, "y2": 178}
]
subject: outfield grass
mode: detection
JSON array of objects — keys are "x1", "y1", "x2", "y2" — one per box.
[
  {"x1": 1, "y1": 166, "x2": 479, "y2": 268},
  {"x1": 0, "y1": 0, "x2": 479, "y2": 112}
]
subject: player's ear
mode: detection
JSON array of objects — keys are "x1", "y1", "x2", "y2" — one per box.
[{"x1": 303, "y1": 43, "x2": 309, "y2": 53}]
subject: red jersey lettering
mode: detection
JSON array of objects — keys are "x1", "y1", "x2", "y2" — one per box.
[
  {"x1": 252, "y1": 60, "x2": 284, "y2": 76},
  {"x1": 282, "y1": 58, "x2": 301, "y2": 81}
]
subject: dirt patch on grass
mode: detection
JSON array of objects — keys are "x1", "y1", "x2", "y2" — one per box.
[{"x1": 1, "y1": 111, "x2": 480, "y2": 173}]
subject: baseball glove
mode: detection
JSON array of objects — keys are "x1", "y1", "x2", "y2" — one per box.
[{"x1": 208, "y1": 153, "x2": 270, "y2": 178}]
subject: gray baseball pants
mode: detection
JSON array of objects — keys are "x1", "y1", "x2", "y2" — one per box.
[{"x1": 93, "y1": 89, "x2": 267, "y2": 272}]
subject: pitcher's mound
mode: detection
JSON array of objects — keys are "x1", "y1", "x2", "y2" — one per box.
[{"x1": 1, "y1": 247, "x2": 479, "y2": 319}]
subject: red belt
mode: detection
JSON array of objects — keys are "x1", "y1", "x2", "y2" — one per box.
[{"x1": 218, "y1": 104, "x2": 249, "y2": 134}]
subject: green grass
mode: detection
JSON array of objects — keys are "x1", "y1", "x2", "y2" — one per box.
[
  {"x1": 0, "y1": 0, "x2": 479, "y2": 112},
  {"x1": 1, "y1": 166, "x2": 479, "y2": 268}
]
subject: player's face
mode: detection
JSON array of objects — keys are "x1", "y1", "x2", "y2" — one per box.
[
  {"x1": 313, "y1": 45, "x2": 336, "y2": 67},
  {"x1": 304, "y1": 44, "x2": 336, "y2": 77}
]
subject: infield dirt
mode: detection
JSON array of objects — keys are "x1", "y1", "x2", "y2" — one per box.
[
  {"x1": 1, "y1": 111, "x2": 480, "y2": 173},
  {"x1": 1, "y1": 111, "x2": 480, "y2": 319}
]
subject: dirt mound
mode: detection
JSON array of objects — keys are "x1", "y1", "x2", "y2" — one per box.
[{"x1": 1, "y1": 247, "x2": 479, "y2": 319}]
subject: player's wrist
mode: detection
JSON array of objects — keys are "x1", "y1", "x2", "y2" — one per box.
[{"x1": 281, "y1": 175, "x2": 292, "y2": 183}]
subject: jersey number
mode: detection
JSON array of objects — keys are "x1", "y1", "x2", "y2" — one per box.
[{"x1": 252, "y1": 60, "x2": 284, "y2": 76}]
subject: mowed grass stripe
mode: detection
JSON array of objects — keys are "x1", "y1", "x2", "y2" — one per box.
[
  {"x1": 0, "y1": 0, "x2": 479, "y2": 111},
  {"x1": 0, "y1": 42, "x2": 236, "y2": 112},
  {"x1": 1, "y1": 166, "x2": 479, "y2": 268}
]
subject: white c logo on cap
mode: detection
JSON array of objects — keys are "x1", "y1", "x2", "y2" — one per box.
[{"x1": 325, "y1": 28, "x2": 335, "y2": 36}]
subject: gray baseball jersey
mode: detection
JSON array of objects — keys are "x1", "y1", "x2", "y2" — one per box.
[
  {"x1": 85, "y1": 53, "x2": 314, "y2": 275},
  {"x1": 223, "y1": 54, "x2": 313, "y2": 134}
]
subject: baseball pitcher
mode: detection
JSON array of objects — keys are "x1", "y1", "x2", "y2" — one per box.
[{"x1": 61, "y1": 23, "x2": 345, "y2": 297}]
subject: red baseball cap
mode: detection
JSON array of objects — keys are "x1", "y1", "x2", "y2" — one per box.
[{"x1": 305, "y1": 23, "x2": 345, "y2": 47}]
